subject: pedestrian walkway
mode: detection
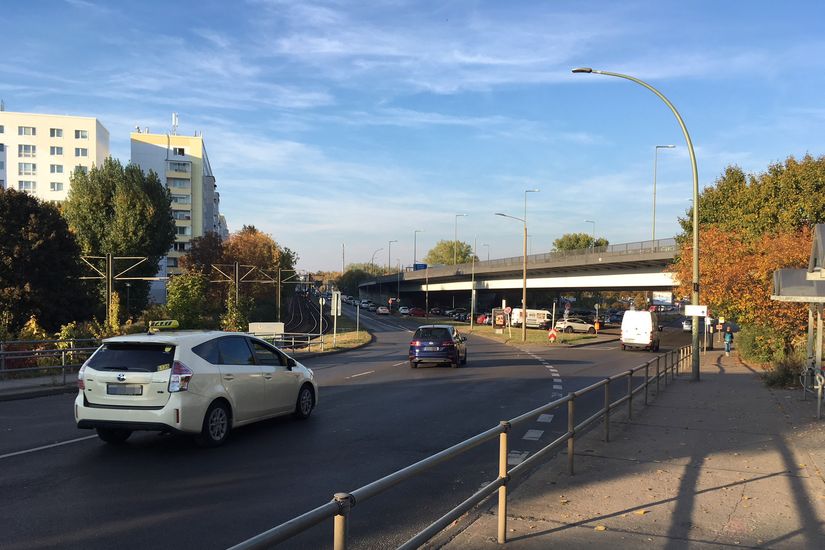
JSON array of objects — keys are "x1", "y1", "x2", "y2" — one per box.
[{"x1": 441, "y1": 350, "x2": 825, "y2": 549}]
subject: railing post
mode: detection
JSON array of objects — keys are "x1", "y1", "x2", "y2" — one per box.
[
  {"x1": 568, "y1": 396, "x2": 575, "y2": 475},
  {"x1": 656, "y1": 356, "x2": 660, "y2": 395},
  {"x1": 603, "y1": 379, "x2": 610, "y2": 442},
  {"x1": 627, "y1": 370, "x2": 633, "y2": 420},
  {"x1": 333, "y1": 492, "x2": 354, "y2": 550},
  {"x1": 644, "y1": 362, "x2": 649, "y2": 405},
  {"x1": 61, "y1": 350, "x2": 67, "y2": 385},
  {"x1": 497, "y1": 421, "x2": 511, "y2": 544}
]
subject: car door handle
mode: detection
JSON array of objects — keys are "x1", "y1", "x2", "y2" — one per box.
[
  {"x1": 223, "y1": 374, "x2": 235, "y2": 381},
  {"x1": 263, "y1": 374, "x2": 272, "y2": 380}
]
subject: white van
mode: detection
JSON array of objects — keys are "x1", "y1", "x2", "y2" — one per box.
[
  {"x1": 511, "y1": 308, "x2": 552, "y2": 329},
  {"x1": 620, "y1": 310, "x2": 661, "y2": 351}
]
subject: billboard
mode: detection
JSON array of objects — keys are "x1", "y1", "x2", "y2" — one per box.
[{"x1": 651, "y1": 291, "x2": 673, "y2": 305}]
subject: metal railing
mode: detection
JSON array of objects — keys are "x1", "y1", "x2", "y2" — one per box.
[
  {"x1": 230, "y1": 344, "x2": 693, "y2": 550},
  {"x1": 0, "y1": 338, "x2": 101, "y2": 385}
]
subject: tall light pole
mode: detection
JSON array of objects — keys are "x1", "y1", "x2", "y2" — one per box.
[
  {"x1": 584, "y1": 219, "x2": 595, "y2": 250},
  {"x1": 573, "y1": 67, "x2": 700, "y2": 381},
  {"x1": 653, "y1": 145, "x2": 676, "y2": 243},
  {"x1": 370, "y1": 247, "x2": 383, "y2": 275},
  {"x1": 413, "y1": 229, "x2": 423, "y2": 265},
  {"x1": 454, "y1": 213, "x2": 467, "y2": 265},
  {"x1": 482, "y1": 243, "x2": 490, "y2": 261},
  {"x1": 387, "y1": 240, "x2": 397, "y2": 273},
  {"x1": 496, "y1": 208, "x2": 531, "y2": 343}
]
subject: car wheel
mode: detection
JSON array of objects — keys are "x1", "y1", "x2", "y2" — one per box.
[
  {"x1": 654, "y1": 341, "x2": 660, "y2": 352},
  {"x1": 587, "y1": 327, "x2": 596, "y2": 334},
  {"x1": 461, "y1": 351, "x2": 468, "y2": 365},
  {"x1": 621, "y1": 344, "x2": 626, "y2": 351},
  {"x1": 293, "y1": 384, "x2": 315, "y2": 420},
  {"x1": 195, "y1": 401, "x2": 231, "y2": 447},
  {"x1": 564, "y1": 326, "x2": 574, "y2": 333},
  {"x1": 96, "y1": 427, "x2": 131, "y2": 445},
  {"x1": 451, "y1": 357, "x2": 461, "y2": 368}
]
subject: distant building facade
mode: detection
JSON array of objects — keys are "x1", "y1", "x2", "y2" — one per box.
[{"x1": 0, "y1": 110, "x2": 109, "y2": 200}]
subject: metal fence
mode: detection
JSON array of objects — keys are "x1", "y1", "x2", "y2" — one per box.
[
  {"x1": 0, "y1": 338, "x2": 101, "y2": 384},
  {"x1": 230, "y1": 344, "x2": 693, "y2": 550}
]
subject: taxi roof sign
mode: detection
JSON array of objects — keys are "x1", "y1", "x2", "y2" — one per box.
[{"x1": 148, "y1": 320, "x2": 180, "y2": 331}]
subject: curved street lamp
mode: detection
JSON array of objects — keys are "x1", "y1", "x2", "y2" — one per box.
[
  {"x1": 572, "y1": 67, "x2": 700, "y2": 380},
  {"x1": 370, "y1": 247, "x2": 383, "y2": 275},
  {"x1": 496, "y1": 211, "x2": 528, "y2": 343}
]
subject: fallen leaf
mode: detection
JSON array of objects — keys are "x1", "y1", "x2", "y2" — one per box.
[
  {"x1": 595, "y1": 525, "x2": 607, "y2": 531},
  {"x1": 560, "y1": 499, "x2": 570, "y2": 504},
  {"x1": 635, "y1": 509, "x2": 650, "y2": 515}
]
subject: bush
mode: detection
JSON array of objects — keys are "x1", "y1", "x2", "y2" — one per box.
[
  {"x1": 736, "y1": 325, "x2": 786, "y2": 364},
  {"x1": 763, "y1": 348, "x2": 805, "y2": 387}
]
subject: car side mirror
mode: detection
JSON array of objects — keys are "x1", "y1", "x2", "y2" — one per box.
[
  {"x1": 286, "y1": 357, "x2": 296, "y2": 368},
  {"x1": 658, "y1": 325, "x2": 663, "y2": 332}
]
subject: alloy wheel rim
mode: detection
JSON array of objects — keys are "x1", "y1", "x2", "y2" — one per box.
[
  {"x1": 209, "y1": 408, "x2": 227, "y2": 440},
  {"x1": 300, "y1": 389, "x2": 312, "y2": 415}
]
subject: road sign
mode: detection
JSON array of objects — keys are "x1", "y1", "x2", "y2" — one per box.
[
  {"x1": 548, "y1": 328, "x2": 557, "y2": 343},
  {"x1": 719, "y1": 316, "x2": 725, "y2": 324},
  {"x1": 684, "y1": 305, "x2": 708, "y2": 317},
  {"x1": 332, "y1": 291, "x2": 342, "y2": 316},
  {"x1": 504, "y1": 306, "x2": 512, "y2": 314}
]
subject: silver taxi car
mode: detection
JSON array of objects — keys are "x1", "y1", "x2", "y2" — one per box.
[{"x1": 75, "y1": 331, "x2": 318, "y2": 447}]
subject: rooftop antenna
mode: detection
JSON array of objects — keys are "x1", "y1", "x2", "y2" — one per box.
[
  {"x1": 134, "y1": 125, "x2": 141, "y2": 133},
  {"x1": 171, "y1": 112, "x2": 179, "y2": 135},
  {"x1": 0, "y1": 99, "x2": 5, "y2": 111}
]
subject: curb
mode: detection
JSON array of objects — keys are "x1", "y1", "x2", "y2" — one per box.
[{"x1": 0, "y1": 383, "x2": 78, "y2": 402}]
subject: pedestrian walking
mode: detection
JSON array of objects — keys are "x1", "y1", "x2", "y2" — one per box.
[{"x1": 724, "y1": 326, "x2": 734, "y2": 356}]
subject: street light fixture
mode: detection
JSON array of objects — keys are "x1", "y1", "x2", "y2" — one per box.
[
  {"x1": 413, "y1": 229, "x2": 424, "y2": 265},
  {"x1": 573, "y1": 66, "x2": 701, "y2": 380},
  {"x1": 496, "y1": 209, "x2": 530, "y2": 343},
  {"x1": 653, "y1": 145, "x2": 676, "y2": 243},
  {"x1": 454, "y1": 214, "x2": 467, "y2": 265},
  {"x1": 584, "y1": 219, "x2": 595, "y2": 250},
  {"x1": 387, "y1": 240, "x2": 397, "y2": 273},
  {"x1": 370, "y1": 247, "x2": 383, "y2": 275},
  {"x1": 482, "y1": 243, "x2": 490, "y2": 261}
]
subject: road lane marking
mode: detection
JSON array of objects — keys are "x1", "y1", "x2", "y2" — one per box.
[
  {"x1": 553, "y1": 384, "x2": 563, "y2": 391},
  {"x1": 346, "y1": 370, "x2": 375, "y2": 379},
  {"x1": 0, "y1": 435, "x2": 98, "y2": 460},
  {"x1": 507, "y1": 450, "x2": 530, "y2": 465},
  {"x1": 392, "y1": 361, "x2": 407, "y2": 367},
  {"x1": 553, "y1": 378, "x2": 562, "y2": 384},
  {"x1": 523, "y1": 429, "x2": 544, "y2": 441},
  {"x1": 537, "y1": 414, "x2": 555, "y2": 423}
]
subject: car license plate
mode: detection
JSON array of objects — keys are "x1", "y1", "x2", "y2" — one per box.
[
  {"x1": 423, "y1": 346, "x2": 438, "y2": 352},
  {"x1": 107, "y1": 384, "x2": 143, "y2": 396}
]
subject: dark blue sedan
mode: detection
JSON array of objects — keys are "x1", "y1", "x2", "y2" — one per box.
[{"x1": 409, "y1": 325, "x2": 468, "y2": 368}]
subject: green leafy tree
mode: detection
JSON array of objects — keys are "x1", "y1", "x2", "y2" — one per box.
[
  {"x1": 167, "y1": 272, "x2": 208, "y2": 328},
  {"x1": 553, "y1": 233, "x2": 609, "y2": 251},
  {"x1": 345, "y1": 262, "x2": 382, "y2": 276},
  {"x1": 0, "y1": 188, "x2": 93, "y2": 332},
  {"x1": 423, "y1": 240, "x2": 477, "y2": 266},
  {"x1": 337, "y1": 268, "x2": 372, "y2": 296},
  {"x1": 181, "y1": 231, "x2": 224, "y2": 274},
  {"x1": 220, "y1": 283, "x2": 253, "y2": 332},
  {"x1": 63, "y1": 158, "x2": 176, "y2": 315}
]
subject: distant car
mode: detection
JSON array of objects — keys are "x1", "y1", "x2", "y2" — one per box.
[
  {"x1": 554, "y1": 317, "x2": 596, "y2": 334},
  {"x1": 376, "y1": 306, "x2": 390, "y2": 315},
  {"x1": 682, "y1": 318, "x2": 692, "y2": 331},
  {"x1": 368, "y1": 304, "x2": 378, "y2": 312},
  {"x1": 608, "y1": 311, "x2": 625, "y2": 324},
  {"x1": 360, "y1": 300, "x2": 371, "y2": 308},
  {"x1": 409, "y1": 307, "x2": 426, "y2": 317},
  {"x1": 75, "y1": 331, "x2": 318, "y2": 447},
  {"x1": 398, "y1": 306, "x2": 410, "y2": 315},
  {"x1": 409, "y1": 325, "x2": 467, "y2": 368},
  {"x1": 429, "y1": 307, "x2": 442, "y2": 315}
]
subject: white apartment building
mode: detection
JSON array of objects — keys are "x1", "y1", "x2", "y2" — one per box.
[{"x1": 0, "y1": 110, "x2": 109, "y2": 200}]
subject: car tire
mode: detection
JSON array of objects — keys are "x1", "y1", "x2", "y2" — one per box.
[
  {"x1": 564, "y1": 326, "x2": 574, "y2": 333},
  {"x1": 96, "y1": 427, "x2": 131, "y2": 445},
  {"x1": 621, "y1": 344, "x2": 626, "y2": 351},
  {"x1": 293, "y1": 384, "x2": 315, "y2": 420},
  {"x1": 451, "y1": 358, "x2": 461, "y2": 368},
  {"x1": 461, "y1": 351, "x2": 468, "y2": 365},
  {"x1": 587, "y1": 327, "x2": 596, "y2": 334},
  {"x1": 409, "y1": 360, "x2": 418, "y2": 368},
  {"x1": 195, "y1": 401, "x2": 231, "y2": 447}
]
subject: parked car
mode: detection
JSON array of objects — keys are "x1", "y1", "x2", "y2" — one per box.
[
  {"x1": 554, "y1": 317, "x2": 596, "y2": 334},
  {"x1": 429, "y1": 307, "x2": 442, "y2": 315},
  {"x1": 409, "y1": 307, "x2": 426, "y2": 317},
  {"x1": 376, "y1": 306, "x2": 390, "y2": 315},
  {"x1": 608, "y1": 311, "x2": 625, "y2": 324},
  {"x1": 75, "y1": 331, "x2": 318, "y2": 447},
  {"x1": 398, "y1": 306, "x2": 410, "y2": 315},
  {"x1": 409, "y1": 325, "x2": 468, "y2": 368}
]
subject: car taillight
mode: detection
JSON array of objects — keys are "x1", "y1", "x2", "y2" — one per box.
[
  {"x1": 77, "y1": 365, "x2": 86, "y2": 390},
  {"x1": 410, "y1": 340, "x2": 420, "y2": 346},
  {"x1": 168, "y1": 361, "x2": 193, "y2": 392}
]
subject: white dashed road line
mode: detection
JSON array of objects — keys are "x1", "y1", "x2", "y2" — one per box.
[
  {"x1": 537, "y1": 414, "x2": 555, "y2": 423},
  {"x1": 523, "y1": 429, "x2": 544, "y2": 441},
  {"x1": 346, "y1": 370, "x2": 375, "y2": 379},
  {"x1": 507, "y1": 450, "x2": 530, "y2": 465},
  {"x1": 0, "y1": 435, "x2": 98, "y2": 460}
]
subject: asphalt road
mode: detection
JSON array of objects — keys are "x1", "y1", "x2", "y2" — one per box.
[{"x1": 0, "y1": 308, "x2": 690, "y2": 550}]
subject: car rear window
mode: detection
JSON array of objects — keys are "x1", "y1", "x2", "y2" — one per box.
[
  {"x1": 413, "y1": 328, "x2": 451, "y2": 340},
  {"x1": 86, "y1": 343, "x2": 175, "y2": 372}
]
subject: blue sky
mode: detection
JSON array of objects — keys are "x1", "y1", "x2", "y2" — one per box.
[{"x1": 3, "y1": 0, "x2": 825, "y2": 271}]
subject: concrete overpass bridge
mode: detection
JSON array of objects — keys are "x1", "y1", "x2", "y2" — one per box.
[{"x1": 359, "y1": 238, "x2": 680, "y2": 311}]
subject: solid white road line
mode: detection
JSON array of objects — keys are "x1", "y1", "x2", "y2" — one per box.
[
  {"x1": 523, "y1": 429, "x2": 544, "y2": 441},
  {"x1": 537, "y1": 414, "x2": 555, "y2": 423},
  {"x1": 392, "y1": 361, "x2": 407, "y2": 367},
  {"x1": 0, "y1": 435, "x2": 98, "y2": 460},
  {"x1": 346, "y1": 370, "x2": 375, "y2": 379}
]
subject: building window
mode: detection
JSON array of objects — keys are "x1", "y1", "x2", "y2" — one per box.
[
  {"x1": 0, "y1": 179, "x2": 4, "y2": 188},
  {"x1": 0, "y1": 125, "x2": 4, "y2": 133},
  {"x1": 170, "y1": 194, "x2": 191, "y2": 204},
  {"x1": 0, "y1": 144, "x2": 4, "y2": 152},
  {"x1": 167, "y1": 257, "x2": 179, "y2": 268},
  {"x1": 18, "y1": 144, "x2": 36, "y2": 157},
  {"x1": 50, "y1": 146, "x2": 63, "y2": 155},
  {"x1": 0, "y1": 161, "x2": 4, "y2": 171},
  {"x1": 75, "y1": 165, "x2": 88, "y2": 174},
  {"x1": 173, "y1": 242, "x2": 190, "y2": 252},
  {"x1": 50, "y1": 128, "x2": 63, "y2": 138},
  {"x1": 173, "y1": 210, "x2": 191, "y2": 220},
  {"x1": 50, "y1": 182, "x2": 64, "y2": 192},
  {"x1": 175, "y1": 226, "x2": 192, "y2": 236},
  {"x1": 173, "y1": 147, "x2": 185, "y2": 156},
  {"x1": 167, "y1": 161, "x2": 190, "y2": 173},
  {"x1": 18, "y1": 126, "x2": 36, "y2": 136},
  {"x1": 167, "y1": 178, "x2": 189, "y2": 188},
  {"x1": 75, "y1": 147, "x2": 88, "y2": 157},
  {"x1": 18, "y1": 180, "x2": 36, "y2": 191},
  {"x1": 50, "y1": 164, "x2": 63, "y2": 174},
  {"x1": 74, "y1": 129, "x2": 88, "y2": 139},
  {"x1": 18, "y1": 163, "x2": 36, "y2": 176}
]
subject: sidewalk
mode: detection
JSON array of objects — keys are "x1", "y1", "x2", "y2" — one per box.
[{"x1": 440, "y1": 350, "x2": 825, "y2": 549}]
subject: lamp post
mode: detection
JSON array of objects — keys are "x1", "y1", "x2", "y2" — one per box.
[
  {"x1": 370, "y1": 247, "x2": 383, "y2": 275},
  {"x1": 573, "y1": 67, "x2": 700, "y2": 381},
  {"x1": 454, "y1": 213, "x2": 467, "y2": 265},
  {"x1": 387, "y1": 240, "x2": 397, "y2": 273},
  {"x1": 413, "y1": 229, "x2": 423, "y2": 265},
  {"x1": 653, "y1": 145, "x2": 676, "y2": 243},
  {"x1": 125, "y1": 282, "x2": 131, "y2": 318},
  {"x1": 584, "y1": 219, "x2": 595, "y2": 250},
  {"x1": 482, "y1": 243, "x2": 490, "y2": 261}
]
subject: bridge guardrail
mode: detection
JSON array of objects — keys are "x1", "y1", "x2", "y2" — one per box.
[
  {"x1": 0, "y1": 338, "x2": 101, "y2": 385},
  {"x1": 230, "y1": 344, "x2": 693, "y2": 550}
]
